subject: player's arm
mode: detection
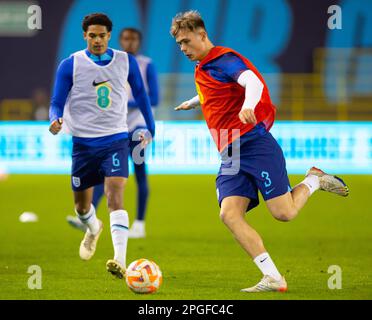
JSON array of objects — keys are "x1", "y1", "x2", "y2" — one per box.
[
  {"x1": 174, "y1": 95, "x2": 200, "y2": 111},
  {"x1": 49, "y1": 57, "x2": 73, "y2": 135},
  {"x1": 237, "y1": 70, "x2": 264, "y2": 125},
  {"x1": 128, "y1": 61, "x2": 159, "y2": 109},
  {"x1": 127, "y1": 54, "x2": 155, "y2": 140},
  {"x1": 146, "y1": 62, "x2": 160, "y2": 107}
]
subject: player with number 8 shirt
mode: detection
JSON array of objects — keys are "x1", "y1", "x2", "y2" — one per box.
[{"x1": 48, "y1": 13, "x2": 155, "y2": 279}]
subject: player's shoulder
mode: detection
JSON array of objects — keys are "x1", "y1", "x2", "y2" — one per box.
[
  {"x1": 69, "y1": 49, "x2": 85, "y2": 58},
  {"x1": 215, "y1": 46, "x2": 242, "y2": 58},
  {"x1": 57, "y1": 53, "x2": 76, "y2": 71},
  {"x1": 112, "y1": 48, "x2": 128, "y2": 56},
  {"x1": 59, "y1": 50, "x2": 85, "y2": 68},
  {"x1": 60, "y1": 49, "x2": 88, "y2": 68},
  {"x1": 111, "y1": 48, "x2": 130, "y2": 64},
  {"x1": 205, "y1": 50, "x2": 243, "y2": 68},
  {"x1": 210, "y1": 46, "x2": 246, "y2": 62}
]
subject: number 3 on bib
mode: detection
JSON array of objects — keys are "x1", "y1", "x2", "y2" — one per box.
[{"x1": 96, "y1": 84, "x2": 112, "y2": 110}]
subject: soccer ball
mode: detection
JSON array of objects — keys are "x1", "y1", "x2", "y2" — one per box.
[{"x1": 125, "y1": 258, "x2": 163, "y2": 294}]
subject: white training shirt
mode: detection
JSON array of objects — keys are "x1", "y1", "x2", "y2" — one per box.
[{"x1": 63, "y1": 49, "x2": 129, "y2": 137}]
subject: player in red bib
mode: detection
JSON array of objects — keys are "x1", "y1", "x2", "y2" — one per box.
[{"x1": 171, "y1": 11, "x2": 349, "y2": 292}]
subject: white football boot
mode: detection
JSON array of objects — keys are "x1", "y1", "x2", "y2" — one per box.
[
  {"x1": 79, "y1": 220, "x2": 103, "y2": 260},
  {"x1": 128, "y1": 220, "x2": 146, "y2": 239},
  {"x1": 241, "y1": 275, "x2": 288, "y2": 293},
  {"x1": 106, "y1": 259, "x2": 126, "y2": 279},
  {"x1": 67, "y1": 215, "x2": 87, "y2": 232},
  {"x1": 306, "y1": 166, "x2": 349, "y2": 197}
]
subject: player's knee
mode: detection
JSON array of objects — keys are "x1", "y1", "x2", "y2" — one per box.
[
  {"x1": 105, "y1": 179, "x2": 125, "y2": 195},
  {"x1": 219, "y1": 208, "x2": 240, "y2": 225},
  {"x1": 75, "y1": 203, "x2": 91, "y2": 215},
  {"x1": 272, "y1": 207, "x2": 298, "y2": 222},
  {"x1": 105, "y1": 184, "x2": 124, "y2": 211}
]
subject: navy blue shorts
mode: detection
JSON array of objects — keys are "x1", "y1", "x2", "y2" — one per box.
[
  {"x1": 71, "y1": 138, "x2": 129, "y2": 191},
  {"x1": 216, "y1": 126, "x2": 291, "y2": 212}
]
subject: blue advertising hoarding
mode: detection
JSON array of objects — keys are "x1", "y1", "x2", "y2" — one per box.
[{"x1": 0, "y1": 121, "x2": 371, "y2": 174}]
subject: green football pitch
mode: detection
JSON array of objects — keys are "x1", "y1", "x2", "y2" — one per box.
[{"x1": 0, "y1": 174, "x2": 371, "y2": 300}]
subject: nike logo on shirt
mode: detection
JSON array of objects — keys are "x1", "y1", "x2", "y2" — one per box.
[
  {"x1": 92, "y1": 80, "x2": 110, "y2": 86},
  {"x1": 111, "y1": 168, "x2": 121, "y2": 173}
]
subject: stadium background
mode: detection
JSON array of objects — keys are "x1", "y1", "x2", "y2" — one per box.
[
  {"x1": 2, "y1": 0, "x2": 372, "y2": 122},
  {"x1": 0, "y1": 0, "x2": 371, "y2": 300}
]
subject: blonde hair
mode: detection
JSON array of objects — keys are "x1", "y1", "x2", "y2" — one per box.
[{"x1": 170, "y1": 10, "x2": 206, "y2": 37}]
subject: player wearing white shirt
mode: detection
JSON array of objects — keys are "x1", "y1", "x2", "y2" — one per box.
[
  {"x1": 67, "y1": 28, "x2": 159, "y2": 239},
  {"x1": 49, "y1": 14, "x2": 155, "y2": 279}
]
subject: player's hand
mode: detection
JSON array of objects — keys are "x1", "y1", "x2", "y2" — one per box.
[
  {"x1": 49, "y1": 118, "x2": 63, "y2": 135},
  {"x1": 239, "y1": 108, "x2": 257, "y2": 125},
  {"x1": 138, "y1": 130, "x2": 152, "y2": 148},
  {"x1": 174, "y1": 101, "x2": 195, "y2": 111}
]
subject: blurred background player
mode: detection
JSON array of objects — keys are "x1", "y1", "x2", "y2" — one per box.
[
  {"x1": 67, "y1": 27, "x2": 159, "y2": 239},
  {"x1": 172, "y1": 10, "x2": 349, "y2": 293},
  {"x1": 50, "y1": 13, "x2": 155, "y2": 279}
]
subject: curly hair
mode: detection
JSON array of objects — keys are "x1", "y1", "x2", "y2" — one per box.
[{"x1": 82, "y1": 13, "x2": 113, "y2": 32}]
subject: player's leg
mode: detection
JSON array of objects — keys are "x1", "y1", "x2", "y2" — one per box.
[
  {"x1": 66, "y1": 215, "x2": 87, "y2": 232},
  {"x1": 105, "y1": 176, "x2": 126, "y2": 211},
  {"x1": 74, "y1": 187, "x2": 104, "y2": 260},
  {"x1": 266, "y1": 169, "x2": 330, "y2": 221},
  {"x1": 220, "y1": 196, "x2": 265, "y2": 258},
  {"x1": 92, "y1": 183, "x2": 105, "y2": 208},
  {"x1": 129, "y1": 138, "x2": 149, "y2": 238},
  {"x1": 217, "y1": 129, "x2": 290, "y2": 292},
  {"x1": 267, "y1": 167, "x2": 348, "y2": 221},
  {"x1": 71, "y1": 142, "x2": 105, "y2": 260},
  {"x1": 101, "y1": 138, "x2": 130, "y2": 279},
  {"x1": 128, "y1": 162, "x2": 148, "y2": 238},
  {"x1": 67, "y1": 182, "x2": 105, "y2": 232},
  {"x1": 244, "y1": 129, "x2": 310, "y2": 221},
  {"x1": 67, "y1": 143, "x2": 104, "y2": 233},
  {"x1": 261, "y1": 139, "x2": 348, "y2": 221},
  {"x1": 74, "y1": 187, "x2": 94, "y2": 225},
  {"x1": 265, "y1": 184, "x2": 312, "y2": 222},
  {"x1": 220, "y1": 196, "x2": 287, "y2": 292},
  {"x1": 216, "y1": 173, "x2": 287, "y2": 292},
  {"x1": 66, "y1": 183, "x2": 105, "y2": 232},
  {"x1": 246, "y1": 129, "x2": 347, "y2": 221},
  {"x1": 105, "y1": 176, "x2": 129, "y2": 278},
  {"x1": 134, "y1": 164, "x2": 149, "y2": 222}
]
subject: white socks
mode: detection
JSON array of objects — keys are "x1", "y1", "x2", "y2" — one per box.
[
  {"x1": 300, "y1": 174, "x2": 320, "y2": 195},
  {"x1": 110, "y1": 210, "x2": 129, "y2": 268},
  {"x1": 254, "y1": 252, "x2": 282, "y2": 281},
  {"x1": 76, "y1": 204, "x2": 100, "y2": 235}
]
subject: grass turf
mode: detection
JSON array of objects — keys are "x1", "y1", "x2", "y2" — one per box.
[{"x1": 0, "y1": 174, "x2": 371, "y2": 300}]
